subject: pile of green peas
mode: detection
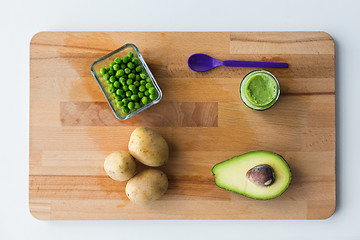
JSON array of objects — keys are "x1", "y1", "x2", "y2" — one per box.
[{"x1": 99, "y1": 52, "x2": 157, "y2": 114}]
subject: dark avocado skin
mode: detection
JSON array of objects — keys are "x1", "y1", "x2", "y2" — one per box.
[{"x1": 212, "y1": 151, "x2": 292, "y2": 200}]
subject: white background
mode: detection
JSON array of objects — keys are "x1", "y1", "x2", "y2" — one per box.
[{"x1": 1, "y1": 0, "x2": 359, "y2": 239}]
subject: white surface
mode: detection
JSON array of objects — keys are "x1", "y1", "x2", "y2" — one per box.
[{"x1": 1, "y1": 0, "x2": 359, "y2": 239}]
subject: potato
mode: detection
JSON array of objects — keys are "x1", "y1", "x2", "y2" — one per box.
[
  {"x1": 125, "y1": 169, "x2": 168, "y2": 204},
  {"x1": 128, "y1": 127, "x2": 169, "y2": 167},
  {"x1": 104, "y1": 151, "x2": 136, "y2": 181}
]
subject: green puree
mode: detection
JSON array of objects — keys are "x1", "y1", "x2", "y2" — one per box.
[{"x1": 245, "y1": 73, "x2": 276, "y2": 105}]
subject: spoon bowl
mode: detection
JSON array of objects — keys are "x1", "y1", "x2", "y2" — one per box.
[{"x1": 188, "y1": 53, "x2": 220, "y2": 72}]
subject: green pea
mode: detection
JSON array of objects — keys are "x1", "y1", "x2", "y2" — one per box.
[
  {"x1": 128, "y1": 73, "x2": 135, "y2": 79},
  {"x1": 140, "y1": 80, "x2": 146, "y2": 86},
  {"x1": 100, "y1": 67, "x2": 107, "y2": 75},
  {"x1": 116, "y1": 89, "x2": 124, "y2": 96},
  {"x1": 138, "y1": 92, "x2": 144, "y2": 98},
  {"x1": 129, "y1": 85, "x2": 136, "y2": 92},
  {"x1": 115, "y1": 70, "x2": 123, "y2": 78},
  {"x1": 127, "y1": 62, "x2": 135, "y2": 69},
  {"x1": 126, "y1": 91, "x2": 132, "y2": 98},
  {"x1": 122, "y1": 98, "x2": 129, "y2": 105},
  {"x1": 119, "y1": 77, "x2": 126, "y2": 85},
  {"x1": 109, "y1": 76, "x2": 116, "y2": 83},
  {"x1": 120, "y1": 63, "x2": 126, "y2": 69},
  {"x1": 144, "y1": 90, "x2": 150, "y2": 96},
  {"x1": 141, "y1": 97, "x2": 148, "y2": 105},
  {"x1": 115, "y1": 95, "x2": 122, "y2": 100},
  {"x1": 127, "y1": 101, "x2": 134, "y2": 110},
  {"x1": 134, "y1": 102, "x2": 141, "y2": 109},
  {"x1": 108, "y1": 86, "x2": 115, "y2": 93},
  {"x1": 135, "y1": 66, "x2": 142, "y2": 72},
  {"x1": 130, "y1": 94, "x2": 139, "y2": 101},
  {"x1": 106, "y1": 80, "x2": 111, "y2": 84},
  {"x1": 126, "y1": 79, "x2": 133, "y2": 85},
  {"x1": 103, "y1": 73, "x2": 110, "y2": 80},
  {"x1": 122, "y1": 85, "x2": 128, "y2": 91},
  {"x1": 122, "y1": 106, "x2": 130, "y2": 113},
  {"x1": 112, "y1": 92, "x2": 117, "y2": 97},
  {"x1": 146, "y1": 77, "x2": 151, "y2": 83},
  {"x1": 145, "y1": 83, "x2": 152, "y2": 89},
  {"x1": 115, "y1": 71, "x2": 121, "y2": 79},
  {"x1": 120, "y1": 92, "x2": 126, "y2": 98},
  {"x1": 149, "y1": 94, "x2": 156, "y2": 100},
  {"x1": 135, "y1": 75, "x2": 141, "y2": 81},
  {"x1": 140, "y1": 73, "x2": 147, "y2": 79},
  {"x1": 149, "y1": 87, "x2": 156, "y2": 94},
  {"x1": 113, "y1": 81, "x2": 120, "y2": 88},
  {"x1": 139, "y1": 85, "x2": 146, "y2": 92},
  {"x1": 127, "y1": 52, "x2": 134, "y2": 58},
  {"x1": 132, "y1": 88, "x2": 138, "y2": 94},
  {"x1": 113, "y1": 64, "x2": 120, "y2": 71},
  {"x1": 108, "y1": 68, "x2": 115, "y2": 76},
  {"x1": 132, "y1": 58, "x2": 139, "y2": 65},
  {"x1": 122, "y1": 56, "x2": 129, "y2": 63},
  {"x1": 116, "y1": 101, "x2": 124, "y2": 108},
  {"x1": 134, "y1": 81, "x2": 140, "y2": 87},
  {"x1": 109, "y1": 62, "x2": 115, "y2": 68},
  {"x1": 114, "y1": 57, "x2": 122, "y2": 63},
  {"x1": 105, "y1": 67, "x2": 110, "y2": 72},
  {"x1": 124, "y1": 68, "x2": 131, "y2": 74}
]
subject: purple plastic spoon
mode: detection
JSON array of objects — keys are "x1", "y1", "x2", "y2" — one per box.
[{"x1": 188, "y1": 53, "x2": 288, "y2": 72}]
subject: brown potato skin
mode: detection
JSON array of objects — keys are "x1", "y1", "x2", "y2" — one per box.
[
  {"x1": 128, "y1": 127, "x2": 169, "y2": 167},
  {"x1": 125, "y1": 169, "x2": 168, "y2": 204},
  {"x1": 104, "y1": 151, "x2": 136, "y2": 181}
]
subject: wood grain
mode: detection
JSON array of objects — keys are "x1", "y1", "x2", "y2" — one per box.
[
  {"x1": 60, "y1": 102, "x2": 218, "y2": 127},
  {"x1": 29, "y1": 32, "x2": 335, "y2": 220}
]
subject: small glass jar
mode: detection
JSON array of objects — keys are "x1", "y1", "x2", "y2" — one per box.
[{"x1": 240, "y1": 70, "x2": 280, "y2": 111}]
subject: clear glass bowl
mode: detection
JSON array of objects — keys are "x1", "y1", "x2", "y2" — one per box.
[{"x1": 90, "y1": 43, "x2": 162, "y2": 120}]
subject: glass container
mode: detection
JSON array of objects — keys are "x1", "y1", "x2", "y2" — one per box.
[
  {"x1": 91, "y1": 43, "x2": 162, "y2": 120},
  {"x1": 240, "y1": 70, "x2": 280, "y2": 111}
]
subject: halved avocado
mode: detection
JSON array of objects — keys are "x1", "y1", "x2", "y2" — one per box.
[{"x1": 212, "y1": 151, "x2": 291, "y2": 200}]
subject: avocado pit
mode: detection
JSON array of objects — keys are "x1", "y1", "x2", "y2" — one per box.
[{"x1": 246, "y1": 164, "x2": 275, "y2": 187}]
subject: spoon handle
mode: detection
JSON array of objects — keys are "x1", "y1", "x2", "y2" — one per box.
[{"x1": 222, "y1": 60, "x2": 288, "y2": 68}]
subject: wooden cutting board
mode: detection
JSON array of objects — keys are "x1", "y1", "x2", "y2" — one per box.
[{"x1": 29, "y1": 32, "x2": 335, "y2": 220}]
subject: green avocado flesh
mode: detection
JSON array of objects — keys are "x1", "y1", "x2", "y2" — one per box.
[{"x1": 212, "y1": 151, "x2": 291, "y2": 200}]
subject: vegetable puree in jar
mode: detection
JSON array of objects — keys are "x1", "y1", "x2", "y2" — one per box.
[{"x1": 240, "y1": 70, "x2": 280, "y2": 110}]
